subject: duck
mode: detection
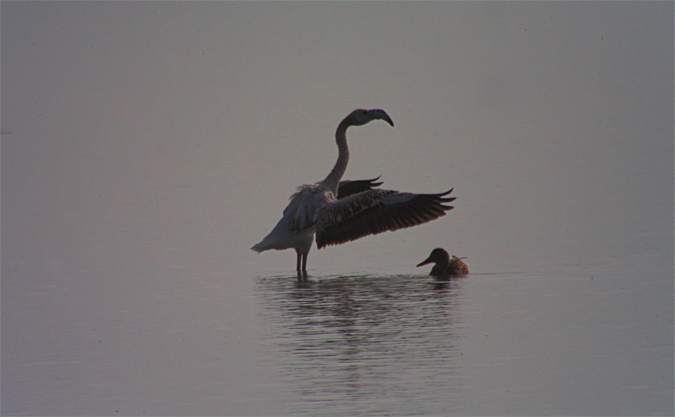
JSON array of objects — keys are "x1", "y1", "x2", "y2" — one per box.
[{"x1": 417, "y1": 248, "x2": 469, "y2": 277}]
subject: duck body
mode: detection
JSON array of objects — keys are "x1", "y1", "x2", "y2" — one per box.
[{"x1": 417, "y1": 248, "x2": 469, "y2": 277}]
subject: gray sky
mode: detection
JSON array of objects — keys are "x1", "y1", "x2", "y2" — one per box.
[{"x1": 2, "y1": 2, "x2": 673, "y2": 275}]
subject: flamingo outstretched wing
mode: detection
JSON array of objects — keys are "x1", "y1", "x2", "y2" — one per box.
[{"x1": 316, "y1": 188, "x2": 455, "y2": 249}]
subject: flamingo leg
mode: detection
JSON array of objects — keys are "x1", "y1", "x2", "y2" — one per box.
[
  {"x1": 295, "y1": 250, "x2": 309, "y2": 280},
  {"x1": 301, "y1": 252, "x2": 308, "y2": 273}
]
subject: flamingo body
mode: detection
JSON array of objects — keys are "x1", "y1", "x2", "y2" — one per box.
[{"x1": 252, "y1": 109, "x2": 455, "y2": 276}]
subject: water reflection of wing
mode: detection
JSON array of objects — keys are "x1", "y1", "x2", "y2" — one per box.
[{"x1": 255, "y1": 274, "x2": 465, "y2": 413}]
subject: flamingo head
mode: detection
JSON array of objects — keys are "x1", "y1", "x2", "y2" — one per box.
[{"x1": 345, "y1": 108, "x2": 394, "y2": 127}]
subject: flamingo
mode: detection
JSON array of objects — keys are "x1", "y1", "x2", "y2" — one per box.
[
  {"x1": 417, "y1": 248, "x2": 469, "y2": 277},
  {"x1": 251, "y1": 108, "x2": 455, "y2": 277}
]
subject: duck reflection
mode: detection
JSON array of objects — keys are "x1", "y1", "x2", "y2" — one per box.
[{"x1": 255, "y1": 274, "x2": 464, "y2": 414}]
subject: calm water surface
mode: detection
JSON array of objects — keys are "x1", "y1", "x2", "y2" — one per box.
[
  {"x1": 3, "y1": 220, "x2": 674, "y2": 415},
  {"x1": 253, "y1": 258, "x2": 673, "y2": 416}
]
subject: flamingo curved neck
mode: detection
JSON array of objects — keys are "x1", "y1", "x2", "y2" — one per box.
[{"x1": 320, "y1": 121, "x2": 350, "y2": 194}]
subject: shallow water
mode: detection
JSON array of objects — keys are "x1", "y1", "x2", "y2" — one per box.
[
  {"x1": 252, "y1": 262, "x2": 673, "y2": 416},
  {"x1": 256, "y1": 273, "x2": 466, "y2": 416},
  {"x1": 5, "y1": 236, "x2": 672, "y2": 416}
]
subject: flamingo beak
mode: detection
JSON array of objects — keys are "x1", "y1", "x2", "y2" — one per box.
[
  {"x1": 382, "y1": 114, "x2": 394, "y2": 127},
  {"x1": 367, "y1": 109, "x2": 394, "y2": 127}
]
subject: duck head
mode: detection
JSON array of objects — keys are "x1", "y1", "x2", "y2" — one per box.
[
  {"x1": 417, "y1": 248, "x2": 451, "y2": 277},
  {"x1": 417, "y1": 248, "x2": 450, "y2": 268}
]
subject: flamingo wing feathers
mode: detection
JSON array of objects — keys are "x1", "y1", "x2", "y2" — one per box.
[
  {"x1": 337, "y1": 176, "x2": 383, "y2": 199},
  {"x1": 315, "y1": 188, "x2": 455, "y2": 249}
]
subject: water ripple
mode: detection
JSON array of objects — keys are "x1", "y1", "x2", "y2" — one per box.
[{"x1": 255, "y1": 273, "x2": 467, "y2": 415}]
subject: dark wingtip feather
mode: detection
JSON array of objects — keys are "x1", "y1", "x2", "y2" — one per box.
[{"x1": 437, "y1": 188, "x2": 455, "y2": 205}]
